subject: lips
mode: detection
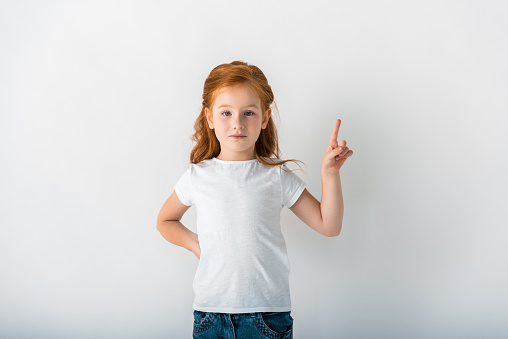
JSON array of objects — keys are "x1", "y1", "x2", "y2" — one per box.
[{"x1": 230, "y1": 135, "x2": 246, "y2": 137}]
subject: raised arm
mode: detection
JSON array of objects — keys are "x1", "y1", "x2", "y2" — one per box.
[
  {"x1": 289, "y1": 119, "x2": 353, "y2": 237},
  {"x1": 289, "y1": 179, "x2": 343, "y2": 237}
]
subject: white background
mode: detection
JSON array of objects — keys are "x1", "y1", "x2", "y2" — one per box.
[{"x1": 1, "y1": 1, "x2": 507, "y2": 338}]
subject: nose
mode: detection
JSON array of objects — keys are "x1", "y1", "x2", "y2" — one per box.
[{"x1": 232, "y1": 115, "x2": 244, "y2": 131}]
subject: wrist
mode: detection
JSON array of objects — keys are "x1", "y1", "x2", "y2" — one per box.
[{"x1": 321, "y1": 169, "x2": 340, "y2": 179}]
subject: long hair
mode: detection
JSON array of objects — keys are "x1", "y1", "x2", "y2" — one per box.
[{"x1": 189, "y1": 60, "x2": 305, "y2": 173}]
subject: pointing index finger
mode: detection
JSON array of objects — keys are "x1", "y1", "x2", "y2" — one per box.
[{"x1": 329, "y1": 119, "x2": 341, "y2": 146}]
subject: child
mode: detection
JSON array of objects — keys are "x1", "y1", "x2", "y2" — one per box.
[{"x1": 156, "y1": 61, "x2": 353, "y2": 338}]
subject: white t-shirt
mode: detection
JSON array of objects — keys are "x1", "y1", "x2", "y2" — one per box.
[{"x1": 174, "y1": 156, "x2": 306, "y2": 313}]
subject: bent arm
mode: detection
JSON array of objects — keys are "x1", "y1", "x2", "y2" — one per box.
[
  {"x1": 157, "y1": 220, "x2": 201, "y2": 259},
  {"x1": 156, "y1": 190, "x2": 200, "y2": 259}
]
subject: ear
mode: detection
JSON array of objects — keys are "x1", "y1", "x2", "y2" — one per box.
[
  {"x1": 262, "y1": 108, "x2": 271, "y2": 129},
  {"x1": 205, "y1": 107, "x2": 213, "y2": 129}
]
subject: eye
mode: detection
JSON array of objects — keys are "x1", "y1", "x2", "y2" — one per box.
[{"x1": 221, "y1": 111, "x2": 255, "y2": 116}]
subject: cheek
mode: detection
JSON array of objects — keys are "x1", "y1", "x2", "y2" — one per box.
[
  {"x1": 214, "y1": 121, "x2": 229, "y2": 135},
  {"x1": 249, "y1": 117, "x2": 262, "y2": 126},
  {"x1": 217, "y1": 120, "x2": 228, "y2": 129}
]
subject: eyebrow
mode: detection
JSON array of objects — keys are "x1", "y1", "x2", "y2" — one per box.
[{"x1": 217, "y1": 104, "x2": 259, "y2": 109}]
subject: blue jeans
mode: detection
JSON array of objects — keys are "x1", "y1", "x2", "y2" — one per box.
[{"x1": 192, "y1": 310, "x2": 293, "y2": 339}]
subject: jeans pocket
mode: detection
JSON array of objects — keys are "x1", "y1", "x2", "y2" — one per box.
[
  {"x1": 193, "y1": 310, "x2": 208, "y2": 326},
  {"x1": 255, "y1": 312, "x2": 293, "y2": 338},
  {"x1": 193, "y1": 310, "x2": 216, "y2": 333}
]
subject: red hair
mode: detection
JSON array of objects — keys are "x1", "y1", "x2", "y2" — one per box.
[{"x1": 189, "y1": 60, "x2": 305, "y2": 172}]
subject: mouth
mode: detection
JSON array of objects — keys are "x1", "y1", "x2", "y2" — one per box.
[{"x1": 230, "y1": 135, "x2": 246, "y2": 138}]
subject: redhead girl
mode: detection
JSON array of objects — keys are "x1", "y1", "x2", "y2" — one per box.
[{"x1": 156, "y1": 61, "x2": 353, "y2": 338}]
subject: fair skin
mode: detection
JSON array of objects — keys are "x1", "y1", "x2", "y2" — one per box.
[
  {"x1": 290, "y1": 119, "x2": 353, "y2": 237},
  {"x1": 156, "y1": 87, "x2": 353, "y2": 259},
  {"x1": 204, "y1": 84, "x2": 271, "y2": 161}
]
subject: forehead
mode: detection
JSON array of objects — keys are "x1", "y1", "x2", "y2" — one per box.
[{"x1": 213, "y1": 85, "x2": 260, "y2": 107}]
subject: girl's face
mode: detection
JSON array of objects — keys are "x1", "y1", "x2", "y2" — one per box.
[{"x1": 205, "y1": 84, "x2": 271, "y2": 161}]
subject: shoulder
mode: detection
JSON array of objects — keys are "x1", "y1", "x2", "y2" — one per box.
[
  {"x1": 192, "y1": 158, "x2": 214, "y2": 168},
  {"x1": 257, "y1": 156, "x2": 286, "y2": 173}
]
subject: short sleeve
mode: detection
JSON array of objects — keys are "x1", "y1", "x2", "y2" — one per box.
[
  {"x1": 280, "y1": 163, "x2": 306, "y2": 208},
  {"x1": 174, "y1": 166, "x2": 193, "y2": 207}
]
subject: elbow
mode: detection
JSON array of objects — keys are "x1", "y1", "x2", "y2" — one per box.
[
  {"x1": 156, "y1": 219, "x2": 178, "y2": 231},
  {"x1": 326, "y1": 225, "x2": 342, "y2": 237}
]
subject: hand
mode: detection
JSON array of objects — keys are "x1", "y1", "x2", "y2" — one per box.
[{"x1": 321, "y1": 119, "x2": 353, "y2": 175}]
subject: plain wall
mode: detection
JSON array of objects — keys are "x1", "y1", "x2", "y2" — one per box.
[{"x1": 1, "y1": 0, "x2": 507, "y2": 338}]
